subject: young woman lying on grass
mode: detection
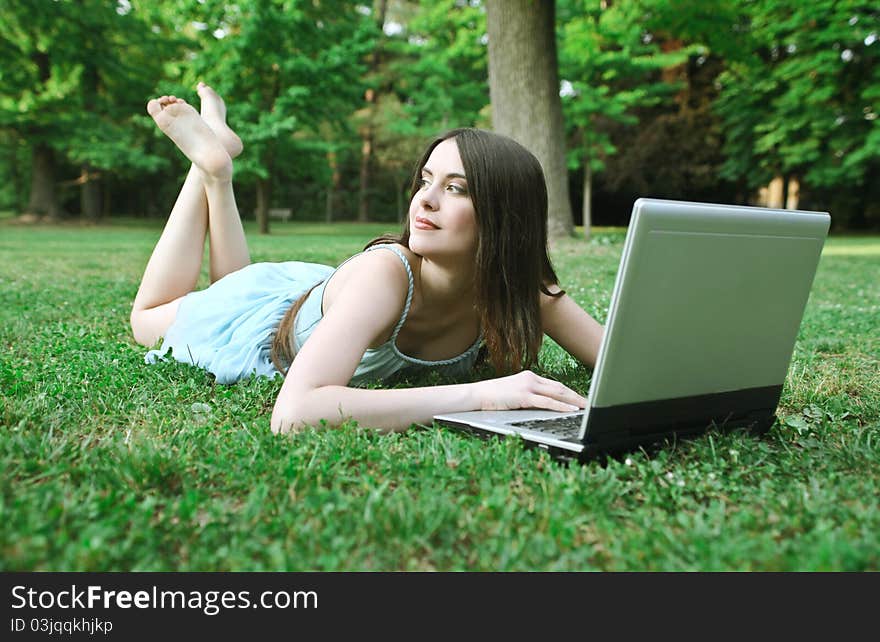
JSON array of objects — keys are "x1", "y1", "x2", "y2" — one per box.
[{"x1": 132, "y1": 83, "x2": 604, "y2": 434}]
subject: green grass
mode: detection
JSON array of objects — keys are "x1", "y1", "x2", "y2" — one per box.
[{"x1": 1, "y1": 219, "x2": 878, "y2": 571}]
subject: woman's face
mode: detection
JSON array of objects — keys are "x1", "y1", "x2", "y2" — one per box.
[{"x1": 408, "y1": 138, "x2": 477, "y2": 261}]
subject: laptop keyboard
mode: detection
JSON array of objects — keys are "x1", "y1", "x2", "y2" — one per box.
[{"x1": 508, "y1": 414, "x2": 584, "y2": 440}]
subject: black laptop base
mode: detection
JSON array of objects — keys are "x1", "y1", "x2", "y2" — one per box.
[
  {"x1": 575, "y1": 411, "x2": 776, "y2": 463},
  {"x1": 437, "y1": 409, "x2": 776, "y2": 464}
]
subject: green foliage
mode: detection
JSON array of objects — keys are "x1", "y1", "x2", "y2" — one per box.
[
  {"x1": 557, "y1": 0, "x2": 697, "y2": 172},
  {"x1": 171, "y1": 0, "x2": 375, "y2": 184},
  {"x1": 358, "y1": 0, "x2": 490, "y2": 209},
  {"x1": 712, "y1": 1, "x2": 880, "y2": 192},
  {"x1": 1, "y1": 221, "x2": 878, "y2": 570},
  {"x1": 0, "y1": 0, "x2": 876, "y2": 226},
  {"x1": 0, "y1": 130, "x2": 28, "y2": 210},
  {"x1": 0, "y1": 1, "x2": 83, "y2": 142},
  {"x1": 384, "y1": 0, "x2": 489, "y2": 137},
  {"x1": 0, "y1": 0, "x2": 174, "y2": 174}
]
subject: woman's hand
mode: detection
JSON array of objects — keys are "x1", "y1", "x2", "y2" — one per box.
[{"x1": 474, "y1": 370, "x2": 587, "y2": 413}]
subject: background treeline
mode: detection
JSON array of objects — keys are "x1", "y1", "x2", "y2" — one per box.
[{"x1": 1, "y1": 0, "x2": 877, "y2": 231}]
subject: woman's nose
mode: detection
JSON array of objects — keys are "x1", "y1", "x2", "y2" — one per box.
[{"x1": 419, "y1": 187, "x2": 439, "y2": 211}]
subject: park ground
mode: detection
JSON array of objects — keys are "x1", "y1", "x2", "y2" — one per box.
[{"x1": 1, "y1": 218, "x2": 878, "y2": 571}]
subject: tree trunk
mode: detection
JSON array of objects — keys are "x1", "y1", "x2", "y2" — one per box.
[
  {"x1": 399, "y1": 175, "x2": 412, "y2": 223},
  {"x1": 785, "y1": 176, "x2": 800, "y2": 210},
  {"x1": 767, "y1": 175, "x2": 784, "y2": 208},
  {"x1": 486, "y1": 0, "x2": 574, "y2": 239},
  {"x1": 26, "y1": 143, "x2": 60, "y2": 219},
  {"x1": 102, "y1": 180, "x2": 112, "y2": 218},
  {"x1": 325, "y1": 149, "x2": 340, "y2": 223},
  {"x1": 80, "y1": 61, "x2": 101, "y2": 221},
  {"x1": 3, "y1": 133, "x2": 23, "y2": 212},
  {"x1": 396, "y1": 174, "x2": 406, "y2": 222},
  {"x1": 25, "y1": 49, "x2": 60, "y2": 219},
  {"x1": 256, "y1": 177, "x2": 270, "y2": 235},
  {"x1": 325, "y1": 188, "x2": 334, "y2": 224},
  {"x1": 81, "y1": 164, "x2": 102, "y2": 221},
  {"x1": 357, "y1": 0, "x2": 388, "y2": 223},
  {"x1": 581, "y1": 162, "x2": 592, "y2": 240},
  {"x1": 357, "y1": 132, "x2": 373, "y2": 223}
]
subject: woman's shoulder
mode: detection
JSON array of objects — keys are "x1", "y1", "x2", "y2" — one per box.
[
  {"x1": 324, "y1": 244, "x2": 414, "y2": 309},
  {"x1": 343, "y1": 243, "x2": 416, "y2": 279},
  {"x1": 365, "y1": 242, "x2": 420, "y2": 270}
]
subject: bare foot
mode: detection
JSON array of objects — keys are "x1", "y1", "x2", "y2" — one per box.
[
  {"x1": 147, "y1": 96, "x2": 232, "y2": 181},
  {"x1": 197, "y1": 82, "x2": 243, "y2": 159}
]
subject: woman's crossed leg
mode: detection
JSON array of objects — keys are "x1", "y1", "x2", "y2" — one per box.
[{"x1": 131, "y1": 83, "x2": 250, "y2": 347}]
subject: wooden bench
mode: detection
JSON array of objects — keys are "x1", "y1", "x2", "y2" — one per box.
[{"x1": 267, "y1": 208, "x2": 292, "y2": 222}]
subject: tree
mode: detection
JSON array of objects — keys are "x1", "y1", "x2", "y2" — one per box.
[
  {"x1": 710, "y1": 0, "x2": 880, "y2": 224},
  {"x1": 387, "y1": 0, "x2": 489, "y2": 134},
  {"x1": 558, "y1": 0, "x2": 695, "y2": 236},
  {"x1": 486, "y1": 0, "x2": 574, "y2": 238},
  {"x1": 0, "y1": 0, "x2": 172, "y2": 219},
  {"x1": 64, "y1": 1, "x2": 176, "y2": 220},
  {"x1": 368, "y1": 0, "x2": 489, "y2": 220},
  {"x1": 182, "y1": 0, "x2": 374, "y2": 233},
  {"x1": 0, "y1": 1, "x2": 78, "y2": 218},
  {"x1": 355, "y1": 0, "x2": 388, "y2": 222}
]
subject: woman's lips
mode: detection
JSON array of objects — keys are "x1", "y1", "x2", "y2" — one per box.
[{"x1": 414, "y1": 216, "x2": 440, "y2": 230}]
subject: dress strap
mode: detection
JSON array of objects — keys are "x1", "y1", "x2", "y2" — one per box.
[{"x1": 365, "y1": 244, "x2": 414, "y2": 341}]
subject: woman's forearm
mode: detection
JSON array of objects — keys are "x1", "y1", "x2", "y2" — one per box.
[
  {"x1": 271, "y1": 371, "x2": 588, "y2": 435},
  {"x1": 271, "y1": 382, "x2": 479, "y2": 434}
]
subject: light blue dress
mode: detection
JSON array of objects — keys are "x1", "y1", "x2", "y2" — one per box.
[{"x1": 145, "y1": 245, "x2": 482, "y2": 385}]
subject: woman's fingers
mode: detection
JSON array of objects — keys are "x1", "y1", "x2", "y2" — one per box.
[
  {"x1": 533, "y1": 377, "x2": 587, "y2": 409},
  {"x1": 478, "y1": 371, "x2": 587, "y2": 412},
  {"x1": 527, "y1": 393, "x2": 581, "y2": 413}
]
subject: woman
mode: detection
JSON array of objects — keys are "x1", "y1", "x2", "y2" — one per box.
[{"x1": 132, "y1": 83, "x2": 604, "y2": 434}]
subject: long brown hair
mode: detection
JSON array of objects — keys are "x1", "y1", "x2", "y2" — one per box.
[
  {"x1": 270, "y1": 282, "x2": 320, "y2": 374},
  {"x1": 366, "y1": 128, "x2": 564, "y2": 373}
]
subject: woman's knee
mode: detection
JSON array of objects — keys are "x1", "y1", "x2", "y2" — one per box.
[
  {"x1": 130, "y1": 309, "x2": 158, "y2": 347},
  {"x1": 130, "y1": 299, "x2": 181, "y2": 347}
]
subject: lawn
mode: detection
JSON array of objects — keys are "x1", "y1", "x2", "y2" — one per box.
[{"x1": 1, "y1": 219, "x2": 878, "y2": 571}]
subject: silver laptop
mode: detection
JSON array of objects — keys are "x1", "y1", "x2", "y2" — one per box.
[{"x1": 434, "y1": 198, "x2": 831, "y2": 462}]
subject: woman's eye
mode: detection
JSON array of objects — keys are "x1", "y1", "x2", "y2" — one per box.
[
  {"x1": 447, "y1": 183, "x2": 467, "y2": 194},
  {"x1": 418, "y1": 178, "x2": 431, "y2": 189}
]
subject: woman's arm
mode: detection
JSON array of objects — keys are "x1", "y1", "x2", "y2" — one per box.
[
  {"x1": 271, "y1": 253, "x2": 587, "y2": 434},
  {"x1": 540, "y1": 291, "x2": 604, "y2": 368},
  {"x1": 272, "y1": 372, "x2": 587, "y2": 434}
]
